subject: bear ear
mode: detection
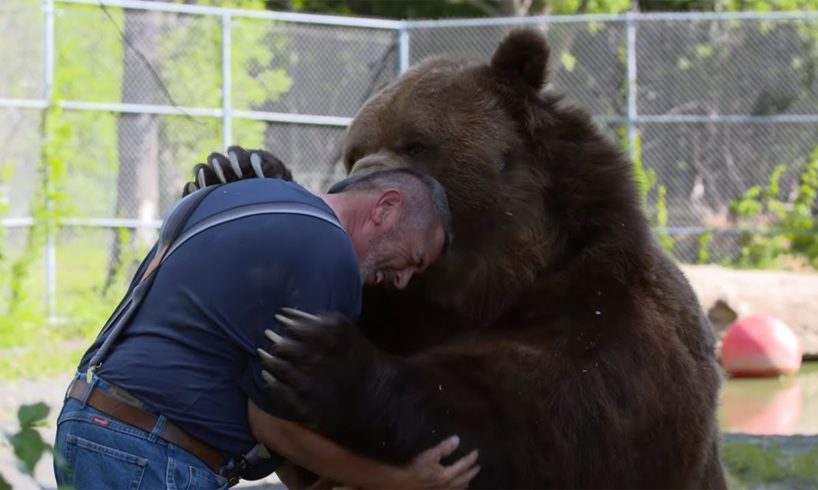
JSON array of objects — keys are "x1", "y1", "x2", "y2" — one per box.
[{"x1": 490, "y1": 28, "x2": 550, "y2": 89}]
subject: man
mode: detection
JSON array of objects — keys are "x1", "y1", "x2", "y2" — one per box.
[{"x1": 53, "y1": 149, "x2": 478, "y2": 489}]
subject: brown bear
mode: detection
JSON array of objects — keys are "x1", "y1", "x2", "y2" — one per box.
[{"x1": 186, "y1": 28, "x2": 726, "y2": 489}]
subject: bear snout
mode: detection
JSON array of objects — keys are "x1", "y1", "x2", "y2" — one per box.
[{"x1": 349, "y1": 153, "x2": 408, "y2": 176}]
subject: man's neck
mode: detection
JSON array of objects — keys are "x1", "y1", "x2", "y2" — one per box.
[{"x1": 317, "y1": 192, "x2": 369, "y2": 258}]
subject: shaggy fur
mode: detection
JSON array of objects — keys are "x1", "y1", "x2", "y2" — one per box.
[{"x1": 258, "y1": 28, "x2": 726, "y2": 488}]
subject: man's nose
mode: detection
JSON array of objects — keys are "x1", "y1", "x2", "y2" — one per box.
[{"x1": 394, "y1": 270, "x2": 413, "y2": 289}]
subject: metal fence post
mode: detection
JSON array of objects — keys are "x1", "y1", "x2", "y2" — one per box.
[
  {"x1": 398, "y1": 22, "x2": 410, "y2": 74},
  {"x1": 222, "y1": 12, "x2": 232, "y2": 148},
  {"x1": 625, "y1": 10, "x2": 637, "y2": 163},
  {"x1": 44, "y1": 0, "x2": 57, "y2": 325}
]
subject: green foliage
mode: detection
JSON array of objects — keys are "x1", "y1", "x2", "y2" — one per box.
[
  {"x1": 1, "y1": 0, "x2": 294, "y2": 369},
  {"x1": 278, "y1": 0, "x2": 818, "y2": 17},
  {"x1": 729, "y1": 149, "x2": 818, "y2": 269},
  {"x1": 282, "y1": 0, "x2": 489, "y2": 18},
  {"x1": 0, "y1": 98, "x2": 71, "y2": 338},
  {"x1": 731, "y1": 185, "x2": 763, "y2": 218},
  {"x1": 283, "y1": 0, "x2": 632, "y2": 17},
  {"x1": 723, "y1": 438, "x2": 818, "y2": 487},
  {"x1": 629, "y1": 131, "x2": 657, "y2": 207},
  {"x1": 620, "y1": 127, "x2": 676, "y2": 253},
  {"x1": 158, "y1": 10, "x2": 288, "y2": 170},
  {"x1": 1, "y1": 403, "x2": 53, "y2": 485},
  {"x1": 716, "y1": 0, "x2": 818, "y2": 11},
  {"x1": 0, "y1": 160, "x2": 12, "y2": 309},
  {"x1": 697, "y1": 230, "x2": 713, "y2": 264},
  {"x1": 55, "y1": 5, "x2": 123, "y2": 102},
  {"x1": 656, "y1": 185, "x2": 675, "y2": 251},
  {"x1": 0, "y1": 342, "x2": 87, "y2": 380}
]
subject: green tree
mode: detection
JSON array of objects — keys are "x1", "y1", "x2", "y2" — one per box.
[{"x1": 2, "y1": 0, "x2": 294, "y2": 344}]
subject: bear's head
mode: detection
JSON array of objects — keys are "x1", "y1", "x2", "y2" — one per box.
[{"x1": 343, "y1": 28, "x2": 648, "y2": 330}]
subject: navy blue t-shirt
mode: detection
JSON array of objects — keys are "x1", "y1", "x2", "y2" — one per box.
[{"x1": 78, "y1": 179, "x2": 362, "y2": 470}]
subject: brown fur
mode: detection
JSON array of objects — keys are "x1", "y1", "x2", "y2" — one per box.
[{"x1": 267, "y1": 28, "x2": 727, "y2": 488}]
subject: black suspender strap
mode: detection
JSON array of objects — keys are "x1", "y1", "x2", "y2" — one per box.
[{"x1": 86, "y1": 187, "x2": 343, "y2": 382}]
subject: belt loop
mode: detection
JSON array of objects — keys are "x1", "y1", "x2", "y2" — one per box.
[
  {"x1": 79, "y1": 374, "x2": 98, "y2": 409},
  {"x1": 148, "y1": 414, "x2": 167, "y2": 443},
  {"x1": 64, "y1": 375, "x2": 79, "y2": 401}
]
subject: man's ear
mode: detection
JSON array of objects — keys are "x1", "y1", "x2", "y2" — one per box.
[{"x1": 370, "y1": 189, "x2": 401, "y2": 228}]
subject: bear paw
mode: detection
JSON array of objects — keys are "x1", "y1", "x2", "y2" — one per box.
[
  {"x1": 182, "y1": 146, "x2": 293, "y2": 196},
  {"x1": 257, "y1": 307, "x2": 375, "y2": 427}
]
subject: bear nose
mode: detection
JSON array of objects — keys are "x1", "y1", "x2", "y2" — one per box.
[{"x1": 349, "y1": 154, "x2": 406, "y2": 176}]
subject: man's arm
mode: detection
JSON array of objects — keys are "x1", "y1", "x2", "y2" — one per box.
[{"x1": 247, "y1": 400, "x2": 479, "y2": 489}]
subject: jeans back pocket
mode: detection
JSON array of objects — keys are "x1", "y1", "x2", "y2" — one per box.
[
  {"x1": 167, "y1": 453, "x2": 229, "y2": 490},
  {"x1": 64, "y1": 433, "x2": 148, "y2": 489}
]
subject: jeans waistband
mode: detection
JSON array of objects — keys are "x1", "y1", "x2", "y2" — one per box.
[{"x1": 71, "y1": 371, "x2": 159, "y2": 415}]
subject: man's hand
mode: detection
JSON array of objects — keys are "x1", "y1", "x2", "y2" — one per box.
[
  {"x1": 182, "y1": 146, "x2": 293, "y2": 196},
  {"x1": 394, "y1": 435, "x2": 480, "y2": 489},
  {"x1": 248, "y1": 403, "x2": 480, "y2": 490}
]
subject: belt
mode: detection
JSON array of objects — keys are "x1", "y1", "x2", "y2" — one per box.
[{"x1": 67, "y1": 379, "x2": 226, "y2": 474}]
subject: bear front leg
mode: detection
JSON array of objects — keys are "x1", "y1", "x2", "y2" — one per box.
[{"x1": 257, "y1": 308, "x2": 512, "y2": 486}]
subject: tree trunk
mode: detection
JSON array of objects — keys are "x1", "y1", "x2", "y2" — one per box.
[{"x1": 105, "y1": 6, "x2": 161, "y2": 293}]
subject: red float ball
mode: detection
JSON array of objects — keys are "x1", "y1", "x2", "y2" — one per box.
[{"x1": 721, "y1": 314, "x2": 802, "y2": 378}]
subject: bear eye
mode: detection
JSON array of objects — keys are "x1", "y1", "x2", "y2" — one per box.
[{"x1": 406, "y1": 143, "x2": 426, "y2": 156}]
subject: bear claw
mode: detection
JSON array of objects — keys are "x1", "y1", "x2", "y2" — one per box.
[
  {"x1": 280, "y1": 307, "x2": 321, "y2": 322},
  {"x1": 274, "y1": 314, "x2": 303, "y2": 332},
  {"x1": 256, "y1": 347, "x2": 276, "y2": 364},
  {"x1": 261, "y1": 370, "x2": 281, "y2": 387},
  {"x1": 264, "y1": 328, "x2": 287, "y2": 345}
]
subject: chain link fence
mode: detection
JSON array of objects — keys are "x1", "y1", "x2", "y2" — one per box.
[{"x1": 1, "y1": 0, "x2": 817, "y2": 324}]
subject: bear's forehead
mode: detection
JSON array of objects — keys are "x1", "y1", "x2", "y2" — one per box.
[
  {"x1": 367, "y1": 60, "x2": 482, "y2": 106},
  {"x1": 356, "y1": 68, "x2": 503, "y2": 131},
  {"x1": 408, "y1": 57, "x2": 471, "y2": 81}
]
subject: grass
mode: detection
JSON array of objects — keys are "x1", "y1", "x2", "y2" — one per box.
[
  {"x1": 0, "y1": 228, "x2": 144, "y2": 380},
  {"x1": 0, "y1": 341, "x2": 87, "y2": 381},
  {"x1": 723, "y1": 436, "x2": 818, "y2": 488}
]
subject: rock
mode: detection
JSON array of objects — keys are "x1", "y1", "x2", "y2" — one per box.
[
  {"x1": 723, "y1": 433, "x2": 818, "y2": 489},
  {"x1": 681, "y1": 265, "x2": 818, "y2": 358}
]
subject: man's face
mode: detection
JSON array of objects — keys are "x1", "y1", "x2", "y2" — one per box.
[{"x1": 359, "y1": 222, "x2": 445, "y2": 290}]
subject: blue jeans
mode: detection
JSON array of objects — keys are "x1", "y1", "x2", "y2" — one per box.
[{"x1": 54, "y1": 372, "x2": 230, "y2": 489}]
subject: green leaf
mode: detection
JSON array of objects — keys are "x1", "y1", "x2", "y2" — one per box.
[
  {"x1": 0, "y1": 472, "x2": 11, "y2": 490},
  {"x1": 8, "y1": 428, "x2": 48, "y2": 475},
  {"x1": 694, "y1": 44, "x2": 714, "y2": 59},
  {"x1": 17, "y1": 402, "x2": 50, "y2": 429},
  {"x1": 560, "y1": 52, "x2": 577, "y2": 72}
]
